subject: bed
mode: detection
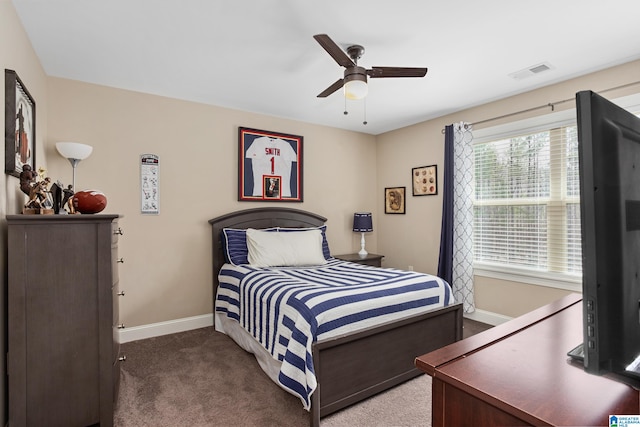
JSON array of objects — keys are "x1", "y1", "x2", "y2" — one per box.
[{"x1": 209, "y1": 207, "x2": 462, "y2": 427}]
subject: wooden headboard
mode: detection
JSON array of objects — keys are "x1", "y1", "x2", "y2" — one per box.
[{"x1": 208, "y1": 207, "x2": 327, "y2": 314}]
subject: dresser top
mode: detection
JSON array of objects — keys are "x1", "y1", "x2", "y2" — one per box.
[{"x1": 6, "y1": 214, "x2": 120, "y2": 223}]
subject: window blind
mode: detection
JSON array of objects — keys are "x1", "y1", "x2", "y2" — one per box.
[{"x1": 473, "y1": 124, "x2": 581, "y2": 277}]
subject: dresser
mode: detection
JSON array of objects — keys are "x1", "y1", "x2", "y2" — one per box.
[{"x1": 7, "y1": 214, "x2": 124, "y2": 427}]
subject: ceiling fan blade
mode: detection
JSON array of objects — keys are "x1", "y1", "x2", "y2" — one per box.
[
  {"x1": 368, "y1": 67, "x2": 428, "y2": 78},
  {"x1": 313, "y1": 34, "x2": 355, "y2": 68},
  {"x1": 317, "y1": 78, "x2": 344, "y2": 98}
]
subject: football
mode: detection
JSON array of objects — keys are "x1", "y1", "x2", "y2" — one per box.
[{"x1": 73, "y1": 190, "x2": 107, "y2": 214}]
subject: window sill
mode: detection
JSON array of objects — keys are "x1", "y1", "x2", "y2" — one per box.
[{"x1": 474, "y1": 262, "x2": 581, "y2": 292}]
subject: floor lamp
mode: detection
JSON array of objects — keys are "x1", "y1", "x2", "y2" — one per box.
[{"x1": 55, "y1": 142, "x2": 93, "y2": 191}]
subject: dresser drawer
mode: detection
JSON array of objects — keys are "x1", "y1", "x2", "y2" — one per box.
[
  {"x1": 333, "y1": 253, "x2": 384, "y2": 267},
  {"x1": 113, "y1": 284, "x2": 121, "y2": 360},
  {"x1": 357, "y1": 258, "x2": 383, "y2": 267},
  {"x1": 111, "y1": 221, "x2": 123, "y2": 245},
  {"x1": 111, "y1": 251, "x2": 118, "y2": 285}
]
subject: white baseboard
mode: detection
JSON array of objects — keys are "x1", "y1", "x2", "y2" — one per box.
[
  {"x1": 464, "y1": 308, "x2": 512, "y2": 326},
  {"x1": 119, "y1": 309, "x2": 510, "y2": 343},
  {"x1": 119, "y1": 313, "x2": 214, "y2": 344}
]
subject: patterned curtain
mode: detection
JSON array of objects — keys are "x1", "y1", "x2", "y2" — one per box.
[{"x1": 437, "y1": 122, "x2": 475, "y2": 313}]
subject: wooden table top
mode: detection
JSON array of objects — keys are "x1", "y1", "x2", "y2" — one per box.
[{"x1": 416, "y1": 294, "x2": 639, "y2": 426}]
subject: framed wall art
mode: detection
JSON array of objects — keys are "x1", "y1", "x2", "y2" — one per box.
[
  {"x1": 238, "y1": 127, "x2": 303, "y2": 202},
  {"x1": 140, "y1": 153, "x2": 160, "y2": 214},
  {"x1": 385, "y1": 186, "x2": 406, "y2": 214},
  {"x1": 412, "y1": 164, "x2": 437, "y2": 196},
  {"x1": 5, "y1": 69, "x2": 36, "y2": 178}
]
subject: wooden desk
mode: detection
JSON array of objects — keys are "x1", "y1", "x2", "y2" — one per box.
[{"x1": 415, "y1": 294, "x2": 639, "y2": 427}]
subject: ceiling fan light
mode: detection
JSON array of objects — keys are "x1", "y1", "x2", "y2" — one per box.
[{"x1": 344, "y1": 79, "x2": 368, "y2": 100}]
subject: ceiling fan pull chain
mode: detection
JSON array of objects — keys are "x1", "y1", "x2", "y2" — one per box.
[
  {"x1": 363, "y1": 98, "x2": 368, "y2": 125},
  {"x1": 344, "y1": 96, "x2": 348, "y2": 115}
]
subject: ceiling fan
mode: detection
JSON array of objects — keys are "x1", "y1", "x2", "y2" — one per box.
[{"x1": 313, "y1": 33, "x2": 428, "y2": 100}]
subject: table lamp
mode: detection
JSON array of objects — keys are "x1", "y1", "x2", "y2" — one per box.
[
  {"x1": 353, "y1": 212, "x2": 373, "y2": 257},
  {"x1": 55, "y1": 142, "x2": 93, "y2": 191}
]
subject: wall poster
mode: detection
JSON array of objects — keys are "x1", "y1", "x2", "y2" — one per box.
[{"x1": 141, "y1": 154, "x2": 159, "y2": 214}]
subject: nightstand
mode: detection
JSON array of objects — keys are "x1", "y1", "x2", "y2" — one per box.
[{"x1": 334, "y1": 253, "x2": 384, "y2": 267}]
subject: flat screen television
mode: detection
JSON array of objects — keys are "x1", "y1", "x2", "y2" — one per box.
[{"x1": 573, "y1": 90, "x2": 640, "y2": 386}]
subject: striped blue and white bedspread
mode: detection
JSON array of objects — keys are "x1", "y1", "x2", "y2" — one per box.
[{"x1": 215, "y1": 258, "x2": 454, "y2": 410}]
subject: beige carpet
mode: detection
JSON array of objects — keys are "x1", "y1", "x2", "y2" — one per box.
[
  {"x1": 114, "y1": 320, "x2": 489, "y2": 426},
  {"x1": 115, "y1": 327, "x2": 309, "y2": 427},
  {"x1": 322, "y1": 375, "x2": 432, "y2": 427},
  {"x1": 114, "y1": 327, "x2": 432, "y2": 427}
]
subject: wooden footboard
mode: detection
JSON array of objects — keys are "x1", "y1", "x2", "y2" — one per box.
[{"x1": 310, "y1": 302, "x2": 463, "y2": 427}]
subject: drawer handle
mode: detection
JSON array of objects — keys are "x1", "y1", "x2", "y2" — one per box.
[
  {"x1": 117, "y1": 258, "x2": 124, "y2": 263},
  {"x1": 114, "y1": 227, "x2": 124, "y2": 236},
  {"x1": 117, "y1": 324, "x2": 126, "y2": 329},
  {"x1": 117, "y1": 291, "x2": 125, "y2": 296},
  {"x1": 119, "y1": 355, "x2": 127, "y2": 362}
]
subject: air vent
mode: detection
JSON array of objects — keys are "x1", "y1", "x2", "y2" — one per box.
[{"x1": 509, "y1": 62, "x2": 554, "y2": 80}]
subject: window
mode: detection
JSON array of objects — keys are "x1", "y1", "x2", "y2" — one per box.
[
  {"x1": 471, "y1": 95, "x2": 640, "y2": 290},
  {"x1": 473, "y1": 123, "x2": 581, "y2": 288}
]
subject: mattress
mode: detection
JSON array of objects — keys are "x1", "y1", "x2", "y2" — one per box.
[{"x1": 214, "y1": 258, "x2": 454, "y2": 409}]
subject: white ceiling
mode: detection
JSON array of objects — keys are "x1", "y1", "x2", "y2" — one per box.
[{"x1": 11, "y1": 0, "x2": 640, "y2": 135}]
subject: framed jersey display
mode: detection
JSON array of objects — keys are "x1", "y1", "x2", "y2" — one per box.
[{"x1": 238, "y1": 127, "x2": 303, "y2": 202}]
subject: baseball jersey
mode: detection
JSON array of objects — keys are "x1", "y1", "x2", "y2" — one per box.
[{"x1": 246, "y1": 136, "x2": 298, "y2": 197}]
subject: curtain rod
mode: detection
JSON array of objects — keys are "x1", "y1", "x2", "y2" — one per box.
[{"x1": 441, "y1": 80, "x2": 640, "y2": 133}]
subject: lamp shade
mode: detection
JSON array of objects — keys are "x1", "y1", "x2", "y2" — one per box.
[
  {"x1": 55, "y1": 142, "x2": 93, "y2": 160},
  {"x1": 344, "y1": 78, "x2": 368, "y2": 100},
  {"x1": 353, "y1": 212, "x2": 373, "y2": 232},
  {"x1": 344, "y1": 67, "x2": 368, "y2": 100}
]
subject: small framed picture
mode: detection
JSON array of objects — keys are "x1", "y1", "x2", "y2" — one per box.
[
  {"x1": 385, "y1": 187, "x2": 406, "y2": 214},
  {"x1": 263, "y1": 175, "x2": 281, "y2": 199},
  {"x1": 412, "y1": 165, "x2": 437, "y2": 196}
]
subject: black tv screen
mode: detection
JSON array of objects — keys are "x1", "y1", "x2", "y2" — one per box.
[{"x1": 576, "y1": 90, "x2": 640, "y2": 384}]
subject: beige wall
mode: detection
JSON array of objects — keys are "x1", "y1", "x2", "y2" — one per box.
[
  {"x1": 46, "y1": 78, "x2": 378, "y2": 327},
  {"x1": 0, "y1": 3, "x2": 49, "y2": 211},
  {"x1": 377, "y1": 59, "x2": 640, "y2": 318},
  {"x1": 1, "y1": 0, "x2": 49, "y2": 423}
]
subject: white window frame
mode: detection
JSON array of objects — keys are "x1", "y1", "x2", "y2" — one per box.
[{"x1": 471, "y1": 92, "x2": 640, "y2": 292}]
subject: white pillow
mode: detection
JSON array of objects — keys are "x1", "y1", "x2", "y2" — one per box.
[{"x1": 246, "y1": 228, "x2": 327, "y2": 267}]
